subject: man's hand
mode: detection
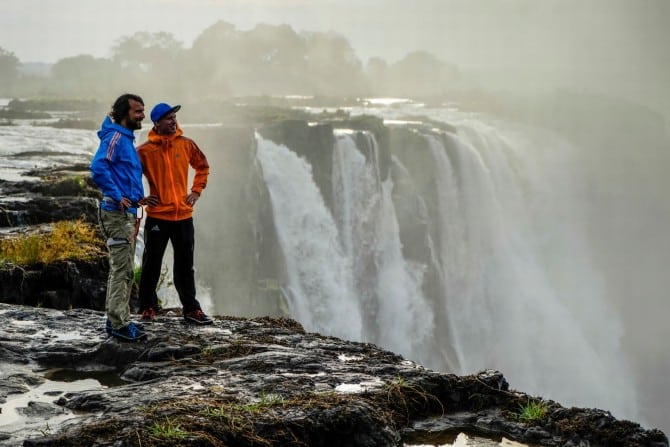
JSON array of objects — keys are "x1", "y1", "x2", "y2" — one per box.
[
  {"x1": 119, "y1": 197, "x2": 132, "y2": 210},
  {"x1": 186, "y1": 192, "x2": 200, "y2": 206},
  {"x1": 139, "y1": 195, "x2": 160, "y2": 207}
]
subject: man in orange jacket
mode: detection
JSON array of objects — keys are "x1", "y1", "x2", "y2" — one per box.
[{"x1": 137, "y1": 102, "x2": 213, "y2": 324}]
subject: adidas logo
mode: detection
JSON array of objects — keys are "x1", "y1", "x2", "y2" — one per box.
[{"x1": 150, "y1": 225, "x2": 161, "y2": 232}]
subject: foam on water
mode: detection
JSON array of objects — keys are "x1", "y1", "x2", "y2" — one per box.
[{"x1": 0, "y1": 124, "x2": 97, "y2": 181}]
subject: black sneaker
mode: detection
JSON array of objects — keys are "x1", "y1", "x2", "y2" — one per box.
[
  {"x1": 110, "y1": 322, "x2": 147, "y2": 342},
  {"x1": 184, "y1": 309, "x2": 213, "y2": 325}
]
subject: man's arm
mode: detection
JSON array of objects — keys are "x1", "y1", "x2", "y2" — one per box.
[
  {"x1": 188, "y1": 140, "x2": 210, "y2": 196},
  {"x1": 90, "y1": 139, "x2": 123, "y2": 202}
]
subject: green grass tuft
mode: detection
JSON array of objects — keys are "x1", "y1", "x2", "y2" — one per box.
[
  {"x1": 518, "y1": 398, "x2": 548, "y2": 422},
  {"x1": 149, "y1": 417, "x2": 189, "y2": 440}
]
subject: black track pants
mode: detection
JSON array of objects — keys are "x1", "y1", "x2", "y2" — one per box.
[{"x1": 138, "y1": 216, "x2": 202, "y2": 313}]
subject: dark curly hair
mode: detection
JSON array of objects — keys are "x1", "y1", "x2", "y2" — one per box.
[{"x1": 109, "y1": 93, "x2": 144, "y2": 123}]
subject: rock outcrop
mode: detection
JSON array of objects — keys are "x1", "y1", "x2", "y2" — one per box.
[
  {"x1": 1, "y1": 303, "x2": 667, "y2": 447},
  {"x1": 0, "y1": 163, "x2": 101, "y2": 228},
  {"x1": 0, "y1": 164, "x2": 109, "y2": 311}
]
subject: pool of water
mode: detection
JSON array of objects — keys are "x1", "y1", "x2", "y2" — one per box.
[
  {"x1": 405, "y1": 432, "x2": 530, "y2": 446},
  {"x1": 0, "y1": 366, "x2": 128, "y2": 443}
]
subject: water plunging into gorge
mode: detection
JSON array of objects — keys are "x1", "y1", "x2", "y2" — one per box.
[{"x1": 252, "y1": 114, "x2": 637, "y2": 424}]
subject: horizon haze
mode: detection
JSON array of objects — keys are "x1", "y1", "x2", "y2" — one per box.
[{"x1": 1, "y1": 0, "x2": 668, "y2": 120}]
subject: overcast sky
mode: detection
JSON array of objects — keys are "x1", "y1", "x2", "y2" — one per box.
[
  {"x1": 1, "y1": 0, "x2": 666, "y2": 67},
  {"x1": 1, "y1": 0, "x2": 668, "y2": 110},
  {"x1": 3, "y1": 0, "x2": 438, "y2": 64}
]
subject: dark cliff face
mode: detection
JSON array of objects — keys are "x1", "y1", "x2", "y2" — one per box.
[
  {"x1": 1, "y1": 303, "x2": 666, "y2": 447},
  {"x1": 0, "y1": 258, "x2": 108, "y2": 310}
]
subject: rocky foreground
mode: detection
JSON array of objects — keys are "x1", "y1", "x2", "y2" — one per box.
[{"x1": 0, "y1": 303, "x2": 667, "y2": 447}]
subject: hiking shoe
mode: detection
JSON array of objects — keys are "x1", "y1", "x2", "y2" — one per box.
[
  {"x1": 110, "y1": 322, "x2": 147, "y2": 342},
  {"x1": 184, "y1": 309, "x2": 213, "y2": 325},
  {"x1": 140, "y1": 307, "x2": 157, "y2": 322},
  {"x1": 106, "y1": 319, "x2": 144, "y2": 334}
]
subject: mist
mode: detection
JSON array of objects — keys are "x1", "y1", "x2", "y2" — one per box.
[
  {"x1": 2, "y1": 1, "x2": 669, "y2": 116},
  {"x1": 1, "y1": 0, "x2": 669, "y2": 435}
]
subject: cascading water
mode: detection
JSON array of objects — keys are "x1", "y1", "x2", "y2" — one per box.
[
  {"x1": 255, "y1": 135, "x2": 363, "y2": 341},
  {"x1": 424, "y1": 121, "x2": 636, "y2": 418},
  {"x1": 254, "y1": 114, "x2": 640, "y2": 425},
  {"x1": 256, "y1": 132, "x2": 435, "y2": 363},
  {"x1": 331, "y1": 132, "x2": 434, "y2": 361}
]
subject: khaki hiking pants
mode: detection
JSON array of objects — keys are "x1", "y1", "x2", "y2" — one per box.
[{"x1": 100, "y1": 209, "x2": 137, "y2": 330}]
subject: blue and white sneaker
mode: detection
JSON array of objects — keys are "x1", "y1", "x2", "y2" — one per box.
[
  {"x1": 110, "y1": 322, "x2": 147, "y2": 342},
  {"x1": 106, "y1": 319, "x2": 144, "y2": 335}
]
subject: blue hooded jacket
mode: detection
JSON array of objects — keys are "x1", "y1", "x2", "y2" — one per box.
[{"x1": 90, "y1": 116, "x2": 144, "y2": 215}]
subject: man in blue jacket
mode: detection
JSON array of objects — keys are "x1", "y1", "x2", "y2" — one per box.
[{"x1": 90, "y1": 93, "x2": 157, "y2": 342}]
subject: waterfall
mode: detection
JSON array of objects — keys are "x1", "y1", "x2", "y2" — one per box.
[
  {"x1": 254, "y1": 116, "x2": 639, "y2": 423},
  {"x1": 255, "y1": 135, "x2": 362, "y2": 341},
  {"x1": 257, "y1": 132, "x2": 434, "y2": 362},
  {"x1": 425, "y1": 117, "x2": 637, "y2": 420},
  {"x1": 332, "y1": 132, "x2": 434, "y2": 361}
]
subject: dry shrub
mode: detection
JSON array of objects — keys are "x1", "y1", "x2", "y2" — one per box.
[{"x1": 0, "y1": 219, "x2": 104, "y2": 265}]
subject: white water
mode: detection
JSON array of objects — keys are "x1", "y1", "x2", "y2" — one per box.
[
  {"x1": 256, "y1": 112, "x2": 640, "y2": 425},
  {"x1": 255, "y1": 135, "x2": 363, "y2": 341},
  {"x1": 331, "y1": 133, "x2": 434, "y2": 361},
  {"x1": 0, "y1": 124, "x2": 97, "y2": 181},
  {"x1": 425, "y1": 121, "x2": 635, "y2": 415}
]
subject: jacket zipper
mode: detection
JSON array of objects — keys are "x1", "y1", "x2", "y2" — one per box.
[{"x1": 163, "y1": 139, "x2": 181, "y2": 220}]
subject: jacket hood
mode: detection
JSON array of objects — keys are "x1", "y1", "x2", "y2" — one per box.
[
  {"x1": 97, "y1": 116, "x2": 136, "y2": 140},
  {"x1": 146, "y1": 123, "x2": 184, "y2": 143}
]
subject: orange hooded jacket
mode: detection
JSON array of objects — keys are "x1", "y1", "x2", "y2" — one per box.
[{"x1": 137, "y1": 125, "x2": 210, "y2": 221}]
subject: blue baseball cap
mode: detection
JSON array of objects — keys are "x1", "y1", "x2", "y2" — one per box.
[{"x1": 150, "y1": 102, "x2": 181, "y2": 122}]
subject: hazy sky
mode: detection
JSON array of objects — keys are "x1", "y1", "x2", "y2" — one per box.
[
  {"x1": 2, "y1": 0, "x2": 667, "y2": 68},
  {"x1": 3, "y1": 0, "x2": 440, "y2": 63},
  {"x1": 1, "y1": 0, "x2": 668, "y2": 111}
]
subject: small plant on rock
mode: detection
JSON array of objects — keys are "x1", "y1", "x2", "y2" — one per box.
[
  {"x1": 518, "y1": 398, "x2": 548, "y2": 422},
  {"x1": 383, "y1": 375, "x2": 444, "y2": 421},
  {"x1": 239, "y1": 392, "x2": 286, "y2": 414},
  {"x1": 149, "y1": 417, "x2": 189, "y2": 440}
]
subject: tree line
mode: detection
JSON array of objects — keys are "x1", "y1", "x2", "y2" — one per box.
[{"x1": 0, "y1": 21, "x2": 464, "y2": 100}]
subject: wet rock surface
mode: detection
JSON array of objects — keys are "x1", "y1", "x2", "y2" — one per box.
[
  {"x1": 0, "y1": 303, "x2": 666, "y2": 447},
  {"x1": 0, "y1": 163, "x2": 101, "y2": 227}
]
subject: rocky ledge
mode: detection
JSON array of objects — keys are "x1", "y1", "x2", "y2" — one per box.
[
  {"x1": 0, "y1": 164, "x2": 111, "y2": 311},
  {"x1": 0, "y1": 163, "x2": 101, "y2": 228},
  {"x1": 0, "y1": 303, "x2": 666, "y2": 447}
]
